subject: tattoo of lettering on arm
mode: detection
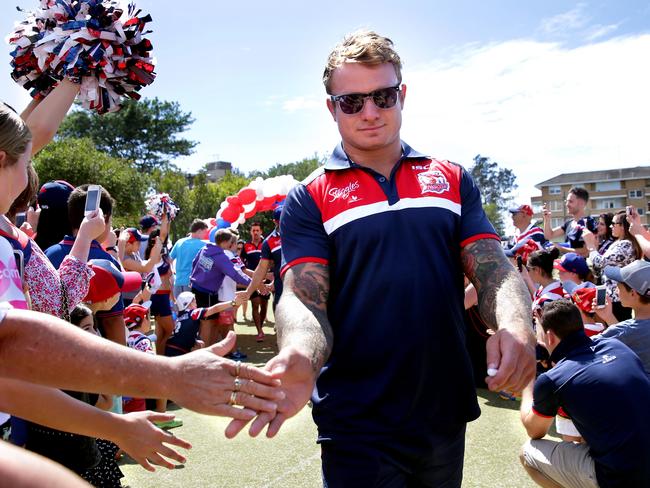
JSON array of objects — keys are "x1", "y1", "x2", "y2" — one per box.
[
  {"x1": 275, "y1": 262, "x2": 333, "y2": 374},
  {"x1": 461, "y1": 239, "x2": 532, "y2": 330}
]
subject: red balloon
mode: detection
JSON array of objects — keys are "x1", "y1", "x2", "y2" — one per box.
[
  {"x1": 237, "y1": 188, "x2": 257, "y2": 205},
  {"x1": 221, "y1": 206, "x2": 239, "y2": 223},
  {"x1": 226, "y1": 196, "x2": 242, "y2": 207}
]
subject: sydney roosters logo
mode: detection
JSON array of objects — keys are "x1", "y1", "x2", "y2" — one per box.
[
  {"x1": 328, "y1": 181, "x2": 360, "y2": 202},
  {"x1": 417, "y1": 170, "x2": 450, "y2": 194}
]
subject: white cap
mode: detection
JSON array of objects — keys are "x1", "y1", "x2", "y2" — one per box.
[{"x1": 176, "y1": 291, "x2": 195, "y2": 312}]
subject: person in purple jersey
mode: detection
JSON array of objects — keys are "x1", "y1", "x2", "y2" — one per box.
[
  {"x1": 226, "y1": 30, "x2": 535, "y2": 487},
  {"x1": 190, "y1": 228, "x2": 251, "y2": 347}
]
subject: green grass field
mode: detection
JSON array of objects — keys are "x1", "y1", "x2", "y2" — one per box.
[{"x1": 121, "y1": 311, "x2": 546, "y2": 487}]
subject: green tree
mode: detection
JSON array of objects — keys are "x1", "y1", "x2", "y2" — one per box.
[
  {"x1": 189, "y1": 172, "x2": 222, "y2": 225},
  {"x1": 33, "y1": 137, "x2": 148, "y2": 226},
  {"x1": 469, "y1": 154, "x2": 517, "y2": 236},
  {"x1": 252, "y1": 154, "x2": 323, "y2": 181},
  {"x1": 58, "y1": 98, "x2": 197, "y2": 173},
  {"x1": 482, "y1": 203, "x2": 506, "y2": 238}
]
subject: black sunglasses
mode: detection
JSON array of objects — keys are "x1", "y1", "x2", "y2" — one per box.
[{"x1": 330, "y1": 85, "x2": 401, "y2": 115}]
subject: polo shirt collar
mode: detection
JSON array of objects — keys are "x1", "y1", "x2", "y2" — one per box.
[
  {"x1": 324, "y1": 141, "x2": 428, "y2": 171},
  {"x1": 61, "y1": 235, "x2": 104, "y2": 250},
  {"x1": 550, "y1": 330, "x2": 592, "y2": 364}
]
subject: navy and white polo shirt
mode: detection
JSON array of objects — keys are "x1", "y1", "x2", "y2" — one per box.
[
  {"x1": 261, "y1": 229, "x2": 282, "y2": 304},
  {"x1": 242, "y1": 240, "x2": 263, "y2": 271},
  {"x1": 165, "y1": 307, "x2": 208, "y2": 355},
  {"x1": 280, "y1": 141, "x2": 499, "y2": 443},
  {"x1": 533, "y1": 331, "x2": 650, "y2": 487}
]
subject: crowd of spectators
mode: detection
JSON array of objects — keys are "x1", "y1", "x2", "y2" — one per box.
[
  {"x1": 0, "y1": 98, "x2": 285, "y2": 486},
  {"x1": 504, "y1": 187, "x2": 650, "y2": 487}
]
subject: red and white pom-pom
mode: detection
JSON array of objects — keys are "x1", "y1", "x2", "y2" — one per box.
[
  {"x1": 145, "y1": 193, "x2": 179, "y2": 220},
  {"x1": 7, "y1": 0, "x2": 156, "y2": 114}
]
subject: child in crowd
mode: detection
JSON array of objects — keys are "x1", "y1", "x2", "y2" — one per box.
[
  {"x1": 69, "y1": 304, "x2": 125, "y2": 487},
  {"x1": 151, "y1": 290, "x2": 246, "y2": 419},
  {"x1": 25, "y1": 262, "x2": 140, "y2": 488},
  {"x1": 122, "y1": 303, "x2": 155, "y2": 414},
  {"x1": 554, "y1": 252, "x2": 594, "y2": 290},
  {"x1": 84, "y1": 259, "x2": 143, "y2": 314},
  {"x1": 167, "y1": 290, "x2": 247, "y2": 357},
  {"x1": 563, "y1": 282, "x2": 605, "y2": 337}
]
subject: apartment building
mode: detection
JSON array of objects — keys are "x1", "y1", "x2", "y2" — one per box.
[{"x1": 530, "y1": 166, "x2": 650, "y2": 227}]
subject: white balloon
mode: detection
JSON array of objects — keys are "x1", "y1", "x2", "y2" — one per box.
[
  {"x1": 230, "y1": 221, "x2": 240, "y2": 230},
  {"x1": 243, "y1": 202, "x2": 256, "y2": 213},
  {"x1": 237, "y1": 214, "x2": 246, "y2": 224},
  {"x1": 220, "y1": 201, "x2": 228, "y2": 209},
  {"x1": 263, "y1": 178, "x2": 282, "y2": 198}
]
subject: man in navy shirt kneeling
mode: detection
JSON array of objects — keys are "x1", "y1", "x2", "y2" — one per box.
[{"x1": 520, "y1": 299, "x2": 650, "y2": 488}]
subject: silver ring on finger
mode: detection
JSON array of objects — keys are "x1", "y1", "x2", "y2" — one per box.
[
  {"x1": 229, "y1": 391, "x2": 238, "y2": 406},
  {"x1": 233, "y1": 377, "x2": 243, "y2": 392}
]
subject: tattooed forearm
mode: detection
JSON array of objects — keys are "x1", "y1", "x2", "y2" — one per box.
[
  {"x1": 275, "y1": 263, "x2": 333, "y2": 374},
  {"x1": 461, "y1": 239, "x2": 532, "y2": 331}
]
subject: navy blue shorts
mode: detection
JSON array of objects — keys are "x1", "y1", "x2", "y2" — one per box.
[
  {"x1": 321, "y1": 425, "x2": 466, "y2": 488},
  {"x1": 192, "y1": 287, "x2": 221, "y2": 315},
  {"x1": 150, "y1": 292, "x2": 172, "y2": 317}
]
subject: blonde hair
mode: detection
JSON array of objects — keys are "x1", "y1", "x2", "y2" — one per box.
[
  {"x1": 0, "y1": 102, "x2": 31, "y2": 167},
  {"x1": 323, "y1": 30, "x2": 403, "y2": 93}
]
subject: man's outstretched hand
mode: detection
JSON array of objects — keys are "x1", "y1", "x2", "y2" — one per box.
[
  {"x1": 225, "y1": 346, "x2": 316, "y2": 439},
  {"x1": 485, "y1": 327, "x2": 536, "y2": 393}
]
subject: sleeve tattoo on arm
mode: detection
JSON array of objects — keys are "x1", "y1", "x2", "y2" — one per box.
[
  {"x1": 461, "y1": 239, "x2": 531, "y2": 330},
  {"x1": 276, "y1": 263, "x2": 333, "y2": 373}
]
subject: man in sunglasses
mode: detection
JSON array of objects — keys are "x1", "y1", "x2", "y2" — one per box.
[{"x1": 228, "y1": 30, "x2": 535, "y2": 487}]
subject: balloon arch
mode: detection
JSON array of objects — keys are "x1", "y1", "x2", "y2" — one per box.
[{"x1": 206, "y1": 175, "x2": 299, "y2": 239}]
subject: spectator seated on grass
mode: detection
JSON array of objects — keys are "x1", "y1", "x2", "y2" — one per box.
[
  {"x1": 593, "y1": 260, "x2": 650, "y2": 375},
  {"x1": 519, "y1": 299, "x2": 650, "y2": 488}
]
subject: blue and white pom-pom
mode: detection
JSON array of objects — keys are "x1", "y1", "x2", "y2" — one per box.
[
  {"x1": 145, "y1": 193, "x2": 179, "y2": 221},
  {"x1": 7, "y1": 0, "x2": 156, "y2": 114}
]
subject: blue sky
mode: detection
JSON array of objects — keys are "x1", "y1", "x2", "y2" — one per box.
[{"x1": 2, "y1": 0, "x2": 649, "y2": 203}]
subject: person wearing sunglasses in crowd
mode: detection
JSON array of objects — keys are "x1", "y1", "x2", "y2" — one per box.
[
  {"x1": 226, "y1": 30, "x2": 535, "y2": 488},
  {"x1": 583, "y1": 210, "x2": 642, "y2": 322}
]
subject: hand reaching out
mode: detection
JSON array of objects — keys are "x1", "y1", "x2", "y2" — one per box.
[
  {"x1": 233, "y1": 291, "x2": 248, "y2": 307},
  {"x1": 225, "y1": 346, "x2": 316, "y2": 439},
  {"x1": 485, "y1": 326, "x2": 536, "y2": 393},
  {"x1": 168, "y1": 332, "x2": 284, "y2": 418},
  {"x1": 110, "y1": 410, "x2": 192, "y2": 471},
  {"x1": 26, "y1": 205, "x2": 40, "y2": 231}
]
